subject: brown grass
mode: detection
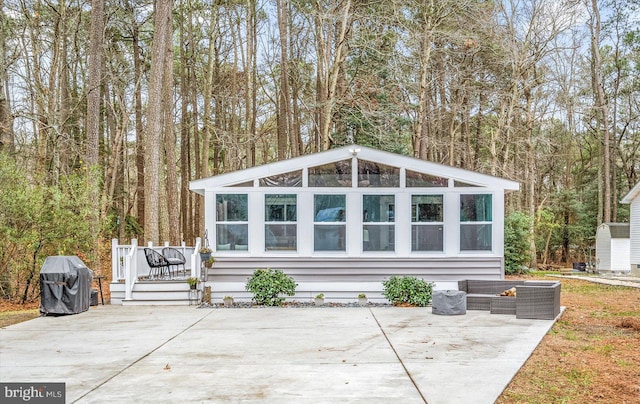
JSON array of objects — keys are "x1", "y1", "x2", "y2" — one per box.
[{"x1": 498, "y1": 275, "x2": 640, "y2": 403}]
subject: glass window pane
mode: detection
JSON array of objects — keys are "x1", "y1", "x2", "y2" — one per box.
[
  {"x1": 314, "y1": 195, "x2": 346, "y2": 222},
  {"x1": 363, "y1": 195, "x2": 395, "y2": 222},
  {"x1": 363, "y1": 225, "x2": 395, "y2": 251},
  {"x1": 454, "y1": 180, "x2": 480, "y2": 187},
  {"x1": 314, "y1": 224, "x2": 345, "y2": 251},
  {"x1": 216, "y1": 224, "x2": 248, "y2": 250},
  {"x1": 265, "y1": 194, "x2": 297, "y2": 222},
  {"x1": 460, "y1": 194, "x2": 492, "y2": 222},
  {"x1": 229, "y1": 180, "x2": 254, "y2": 187},
  {"x1": 259, "y1": 170, "x2": 302, "y2": 187},
  {"x1": 412, "y1": 225, "x2": 444, "y2": 251},
  {"x1": 358, "y1": 159, "x2": 400, "y2": 187},
  {"x1": 265, "y1": 224, "x2": 297, "y2": 251},
  {"x1": 460, "y1": 224, "x2": 492, "y2": 250},
  {"x1": 406, "y1": 170, "x2": 448, "y2": 187},
  {"x1": 216, "y1": 194, "x2": 248, "y2": 221},
  {"x1": 412, "y1": 195, "x2": 443, "y2": 222},
  {"x1": 308, "y1": 160, "x2": 352, "y2": 187}
]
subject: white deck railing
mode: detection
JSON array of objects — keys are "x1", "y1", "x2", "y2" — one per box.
[{"x1": 111, "y1": 238, "x2": 202, "y2": 301}]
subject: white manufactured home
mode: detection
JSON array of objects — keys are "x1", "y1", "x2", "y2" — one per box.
[
  {"x1": 595, "y1": 223, "x2": 630, "y2": 273},
  {"x1": 184, "y1": 145, "x2": 519, "y2": 302},
  {"x1": 622, "y1": 182, "x2": 640, "y2": 276}
]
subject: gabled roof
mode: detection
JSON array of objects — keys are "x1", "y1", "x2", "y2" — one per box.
[
  {"x1": 621, "y1": 182, "x2": 640, "y2": 204},
  {"x1": 598, "y1": 223, "x2": 630, "y2": 238},
  {"x1": 189, "y1": 145, "x2": 521, "y2": 194}
]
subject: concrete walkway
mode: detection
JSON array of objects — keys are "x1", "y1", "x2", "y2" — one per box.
[
  {"x1": 1, "y1": 306, "x2": 560, "y2": 403},
  {"x1": 550, "y1": 274, "x2": 640, "y2": 289}
]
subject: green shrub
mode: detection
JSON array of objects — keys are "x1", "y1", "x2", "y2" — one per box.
[
  {"x1": 382, "y1": 276, "x2": 434, "y2": 306},
  {"x1": 505, "y1": 211, "x2": 533, "y2": 274},
  {"x1": 245, "y1": 269, "x2": 297, "y2": 306}
]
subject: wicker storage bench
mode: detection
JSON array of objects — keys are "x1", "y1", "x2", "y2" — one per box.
[
  {"x1": 457, "y1": 280, "x2": 561, "y2": 320},
  {"x1": 515, "y1": 281, "x2": 561, "y2": 320},
  {"x1": 458, "y1": 280, "x2": 526, "y2": 311},
  {"x1": 490, "y1": 296, "x2": 516, "y2": 315}
]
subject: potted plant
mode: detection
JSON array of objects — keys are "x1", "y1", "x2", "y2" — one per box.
[
  {"x1": 199, "y1": 247, "x2": 212, "y2": 261},
  {"x1": 186, "y1": 277, "x2": 199, "y2": 290},
  {"x1": 358, "y1": 293, "x2": 368, "y2": 306},
  {"x1": 223, "y1": 296, "x2": 234, "y2": 307},
  {"x1": 315, "y1": 293, "x2": 325, "y2": 306},
  {"x1": 204, "y1": 257, "x2": 215, "y2": 268}
]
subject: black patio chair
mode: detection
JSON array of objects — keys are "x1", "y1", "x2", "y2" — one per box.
[
  {"x1": 143, "y1": 248, "x2": 170, "y2": 279},
  {"x1": 162, "y1": 247, "x2": 186, "y2": 277}
]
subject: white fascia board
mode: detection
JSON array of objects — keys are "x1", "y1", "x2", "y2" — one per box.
[
  {"x1": 621, "y1": 182, "x2": 640, "y2": 204},
  {"x1": 189, "y1": 144, "x2": 520, "y2": 193}
]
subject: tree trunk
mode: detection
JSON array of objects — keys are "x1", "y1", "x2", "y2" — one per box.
[
  {"x1": 415, "y1": 15, "x2": 432, "y2": 160},
  {"x1": 0, "y1": 0, "x2": 14, "y2": 152},
  {"x1": 590, "y1": 0, "x2": 611, "y2": 224},
  {"x1": 163, "y1": 15, "x2": 180, "y2": 245},
  {"x1": 277, "y1": 0, "x2": 291, "y2": 160},
  {"x1": 144, "y1": 0, "x2": 173, "y2": 244},
  {"x1": 180, "y1": 14, "x2": 191, "y2": 243},
  {"x1": 85, "y1": 0, "x2": 104, "y2": 167},
  {"x1": 319, "y1": 0, "x2": 352, "y2": 151},
  {"x1": 131, "y1": 5, "x2": 145, "y2": 231},
  {"x1": 246, "y1": 0, "x2": 257, "y2": 165}
]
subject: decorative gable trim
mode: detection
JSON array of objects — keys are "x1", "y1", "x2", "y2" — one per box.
[{"x1": 190, "y1": 145, "x2": 520, "y2": 194}]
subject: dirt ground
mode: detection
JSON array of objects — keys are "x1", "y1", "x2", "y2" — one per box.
[
  {"x1": 2, "y1": 275, "x2": 639, "y2": 403},
  {"x1": 498, "y1": 275, "x2": 640, "y2": 403}
]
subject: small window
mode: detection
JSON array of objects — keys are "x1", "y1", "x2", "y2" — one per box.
[
  {"x1": 460, "y1": 194, "x2": 492, "y2": 222},
  {"x1": 454, "y1": 180, "x2": 481, "y2": 187},
  {"x1": 460, "y1": 194, "x2": 492, "y2": 251},
  {"x1": 314, "y1": 195, "x2": 346, "y2": 251},
  {"x1": 265, "y1": 194, "x2": 297, "y2": 251},
  {"x1": 406, "y1": 170, "x2": 448, "y2": 187},
  {"x1": 411, "y1": 195, "x2": 443, "y2": 251},
  {"x1": 259, "y1": 170, "x2": 302, "y2": 187},
  {"x1": 229, "y1": 180, "x2": 254, "y2": 187},
  {"x1": 308, "y1": 160, "x2": 351, "y2": 187},
  {"x1": 363, "y1": 195, "x2": 395, "y2": 251},
  {"x1": 216, "y1": 194, "x2": 248, "y2": 251},
  {"x1": 358, "y1": 160, "x2": 399, "y2": 187}
]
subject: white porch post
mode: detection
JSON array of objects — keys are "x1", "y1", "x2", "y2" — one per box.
[
  {"x1": 125, "y1": 239, "x2": 138, "y2": 301},
  {"x1": 111, "y1": 238, "x2": 118, "y2": 279},
  {"x1": 191, "y1": 237, "x2": 202, "y2": 279}
]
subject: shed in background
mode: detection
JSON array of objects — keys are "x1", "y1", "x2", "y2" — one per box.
[{"x1": 595, "y1": 223, "x2": 630, "y2": 273}]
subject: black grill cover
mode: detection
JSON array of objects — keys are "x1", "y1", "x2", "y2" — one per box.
[{"x1": 39, "y1": 256, "x2": 93, "y2": 315}]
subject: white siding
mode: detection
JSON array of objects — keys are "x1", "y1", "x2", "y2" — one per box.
[
  {"x1": 610, "y1": 239, "x2": 631, "y2": 271},
  {"x1": 631, "y1": 198, "x2": 640, "y2": 271},
  {"x1": 204, "y1": 257, "x2": 503, "y2": 302}
]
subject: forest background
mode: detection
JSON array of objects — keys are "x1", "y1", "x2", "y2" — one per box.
[{"x1": 0, "y1": 0, "x2": 639, "y2": 302}]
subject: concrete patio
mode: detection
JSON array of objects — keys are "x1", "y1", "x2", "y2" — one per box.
[{"x1": 0, "y1": 305, "x2": 560, "y2": 403}]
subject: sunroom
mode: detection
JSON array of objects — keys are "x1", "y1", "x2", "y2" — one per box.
[{"x1": 189, "y1": 145, "x2": 520, "y2": 302}]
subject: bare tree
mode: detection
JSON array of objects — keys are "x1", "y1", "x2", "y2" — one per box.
[
  {"x1": 163, "y1": 10, "x2": 179, "y2": 245},
  {"x1": 144, "y1": 0, "x2": 173, "y2": 244},
  {"x1": 277, "y1": 0, "x2": 292, "y2": 159},
  {"x1": 85, "y1": 0, "x2": 104, "y2": 167},
  {"x1": 315, "y1": 0, "x2": 353, "y2": 151},
  {"x1": 0, "y1": 0, "x2": 14, "y2": 153},
  {"x1": 589, "y1": 0, "x2": 611, "y2": 224}
]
